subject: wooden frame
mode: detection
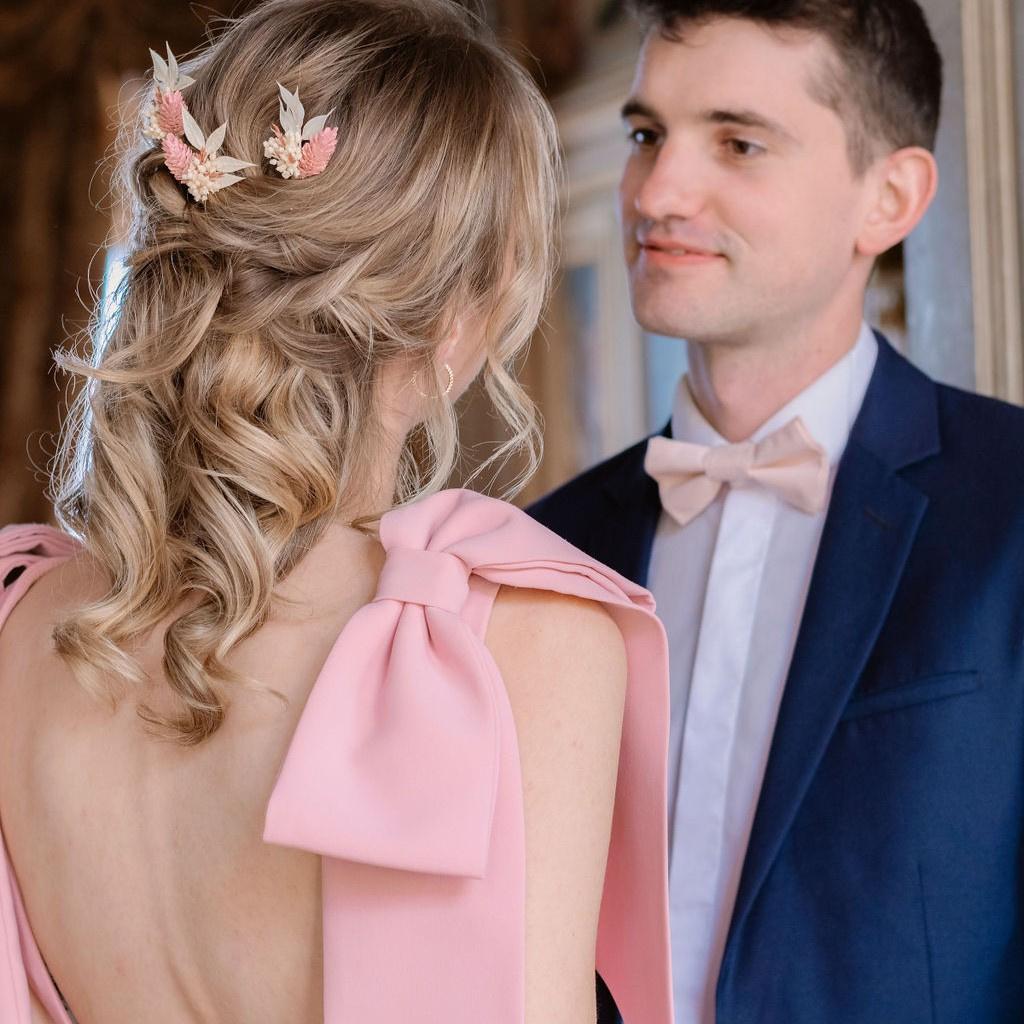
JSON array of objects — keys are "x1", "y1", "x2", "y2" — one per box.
[{"x1": 962, "y1": 0, "x2": 1024, "y2": 403}]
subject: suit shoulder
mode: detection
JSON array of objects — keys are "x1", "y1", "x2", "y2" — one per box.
[
  {"x1": 935, "y1": 382, "x2": 1024, "y2": 468},
  {"x1": 937, "y1": 380, "x2": 1024, "y2": 428},
  {"x1": 526, "y1": 437, "x2": 652, "y2": 535},
  {"x1": 922, "y1": 384, "x2": 1024, "y2": 544}
]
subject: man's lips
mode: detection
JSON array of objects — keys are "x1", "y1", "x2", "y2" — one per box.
[{"x1": 639, "y1": 242, "x2": 725, "y2": 265}]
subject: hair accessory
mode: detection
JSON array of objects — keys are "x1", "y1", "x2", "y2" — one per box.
[
  {"x1": 263, "y1": 83, "x2": 339, "y2": 179},
  {"x1": 142, "y1": 43, "x2": 194, "y2": 140},
  {"x1": 164, "y1": 110, "x2": 257, "y2": 203},
  {"x1": 144, "y1": 43, "x2": 255, "y2": 204}
]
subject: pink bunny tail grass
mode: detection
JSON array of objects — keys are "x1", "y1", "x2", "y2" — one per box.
[
  {"x1": 298, "y1": 126, "x2": 338, "y2": 178},
  {"x1": 157, "y1": 90, "x2": 185, "y2": 136},
  {"x1": 162, "y1": 133, "x2": 194, "y2": 182}
]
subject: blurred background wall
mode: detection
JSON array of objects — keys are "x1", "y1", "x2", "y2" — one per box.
[{"x1": 1, "y1": 0, "x2": 1022, "y2": 525}]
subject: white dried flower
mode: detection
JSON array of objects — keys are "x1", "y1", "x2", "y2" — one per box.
[
  {"x1": 142, "y1": 109, "x2": 166, "y2": 141},
  {"x1": 263, "y1": 126, "x2": 303, "y2": 178}
]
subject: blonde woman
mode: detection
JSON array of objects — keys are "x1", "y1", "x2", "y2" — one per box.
[{"x1": 0, "y1": 2, "x2": 673, "y2": 1022}]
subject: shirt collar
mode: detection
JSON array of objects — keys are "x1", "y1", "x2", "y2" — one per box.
[{"x1": 670, "y1": 321, "x2": 879, "y2": 467}]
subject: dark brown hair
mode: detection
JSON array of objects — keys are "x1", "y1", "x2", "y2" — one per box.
[{"x1": 628, "y1": 0, "x2": 943, "y2": 173}]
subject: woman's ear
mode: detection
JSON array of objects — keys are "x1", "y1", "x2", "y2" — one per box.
[
  {"x1": 438, "y1": 305, "x2": 489, "y2": 390},
  {"x1": 856, "y1": 146, "x2": 938, "y2": 258},
  {"x1": 438, "y1": 316, "x2": 463, "y2": 365}
]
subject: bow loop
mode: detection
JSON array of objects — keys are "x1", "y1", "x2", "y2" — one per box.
[{"x1": 264, "y1": 523, "x2": 500, "y2": 879}]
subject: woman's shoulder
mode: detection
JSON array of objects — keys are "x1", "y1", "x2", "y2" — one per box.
[
  {"x1": 485, "y1": 582, "x2": 627, "y2": 733},
  {"x1": 264, "y1": 486, "x2": 660, "y2": 871}
]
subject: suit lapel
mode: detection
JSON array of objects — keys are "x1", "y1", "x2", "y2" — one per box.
[{"x1": 723, "y1": 336, "x2": 941, "y2": 958}]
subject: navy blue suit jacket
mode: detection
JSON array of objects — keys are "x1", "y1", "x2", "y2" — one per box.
[{"x1": 528, "y1": 335, "x2": 1024, "y2": 1023}]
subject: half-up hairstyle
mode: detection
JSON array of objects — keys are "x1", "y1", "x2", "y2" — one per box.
[{"x1": 50, "y1": 0, "x2": 561, "y2": 745}]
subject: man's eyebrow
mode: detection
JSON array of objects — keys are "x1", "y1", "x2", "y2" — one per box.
[
  {"x1": 702, "y1": 108, "x2": 800, "y2": 144},
  {"x1": 620, "y1": 98, "x2": 661, "y2": 122},
  {"x1": 621, "y1": 100, "x2": 801, "y2": 145}
]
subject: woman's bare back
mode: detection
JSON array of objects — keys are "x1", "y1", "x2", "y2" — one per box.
[{"x1": 0, "y1": 525, "x2": 384, "y2": 1023}]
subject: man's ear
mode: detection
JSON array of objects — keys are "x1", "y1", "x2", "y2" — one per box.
[{"x1": 856, "y1": 146, "x2": 939, "y2": 257}]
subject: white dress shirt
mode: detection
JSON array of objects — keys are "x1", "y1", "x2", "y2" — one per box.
[{"x1": 647, "y1": 322, "x2": 879, "y2": 1024}]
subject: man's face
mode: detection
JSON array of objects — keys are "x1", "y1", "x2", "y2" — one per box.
[{"x1": 619, "y1": 18, "x2": 873, "y2": 346}]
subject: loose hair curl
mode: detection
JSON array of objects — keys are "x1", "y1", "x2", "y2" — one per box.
[{"x1": 49, "y1": 0, "x2": 561, "y2": 745}]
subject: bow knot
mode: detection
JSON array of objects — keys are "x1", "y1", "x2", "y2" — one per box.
[
  {"x1": 702, "y1": 441, "x2": 756, "y2": 484},
  {"x1": 374, "y1": 547, "x2": 469, "y2": 615}
]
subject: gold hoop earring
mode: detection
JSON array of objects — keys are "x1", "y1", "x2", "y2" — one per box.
[{"x1": 412, "y1": 363, "x2": 455, "y2": 399}]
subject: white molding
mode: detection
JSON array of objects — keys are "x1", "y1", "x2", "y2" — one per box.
[
  {"x1": 553, "y1": 56, "x2": 637, "y2": 200},
  {"x1": 962, "y1": 0, "x2": 1024, "y2": 403},
  {"x1": 561, "y1": 192, "x2": 648, "y2": 458}
]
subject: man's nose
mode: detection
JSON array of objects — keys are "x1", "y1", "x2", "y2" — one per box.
[{"x1": 633, "y1": 147, "x2": 709, "y2": 223}]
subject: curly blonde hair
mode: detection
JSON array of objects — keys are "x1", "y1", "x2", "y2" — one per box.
[{"x1": 49, "y1": 0, "x2": 561, "y2": 745}]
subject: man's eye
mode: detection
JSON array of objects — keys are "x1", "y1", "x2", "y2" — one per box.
[
  {"x1": 726, "y1": 138, "x2": 765, "y2": 157},
  {"x1": 628, "y1": 127, "x2": 659, "y2": 147}
]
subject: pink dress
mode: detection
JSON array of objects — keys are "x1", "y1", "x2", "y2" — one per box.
[{"x1": 0, "y1": 488, "x2": 673, "y2": 1023}]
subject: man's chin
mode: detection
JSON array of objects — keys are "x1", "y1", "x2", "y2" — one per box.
[
  {"x1": 633, "y1": 308, "x2": 759, "y2": 346},
  {"x1": 631, "y1": 286, "x2": 729, "y2": 337},
  {"x1": 633, "y1": 305, "x2": 717, "y2": 341}
]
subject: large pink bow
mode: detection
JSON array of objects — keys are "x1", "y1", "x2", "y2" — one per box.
[{"x1": 263, "y1": 488, "x2": 674, "y2": 1023}]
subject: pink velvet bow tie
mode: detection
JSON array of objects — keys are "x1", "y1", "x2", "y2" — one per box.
[{"x1": 644, "y1": 416, "x2": 830, "y2": 527}]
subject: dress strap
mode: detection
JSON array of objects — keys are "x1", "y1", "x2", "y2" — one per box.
[
  {"x1": 463, "y1": 574, "x2": 502, "y2": 643},
  {"x1": 0, "y1": 525, "x2": 79, "y2": 633}
]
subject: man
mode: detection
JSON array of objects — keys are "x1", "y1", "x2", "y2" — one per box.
[{"x1": 529, "y1": 1, "x2": 1024, "y2": 1021}]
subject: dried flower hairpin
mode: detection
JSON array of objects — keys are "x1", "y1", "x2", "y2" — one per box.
[
  {"x1": 143, "y1": 44, "x2": 254, "y2": 203},
  {"x1": 143, "y1": 45, "x2": 338, "y2": 205},
  {"x1": 263, "y1": 83, "x2": 339, "y2": 179},
  {"x1": 164, "y1": 111, "x2": 257, "y2": 203},
  {"x1": 142, "y1": 43, "x2": 193, "y2": 140}
]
